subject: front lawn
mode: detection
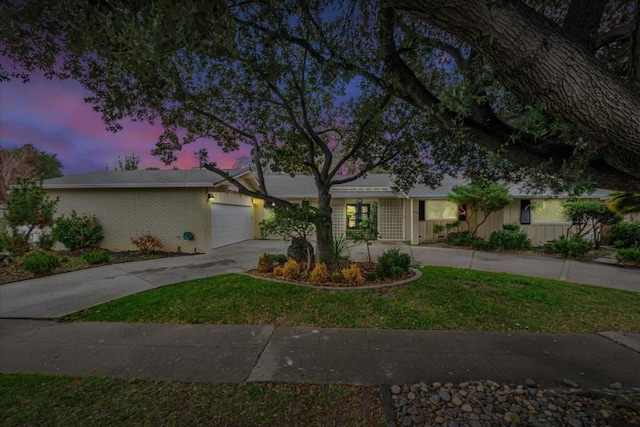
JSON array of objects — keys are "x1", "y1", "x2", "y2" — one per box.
[
  {"x1": 64, "y1": 266, "x2": 640, "y2": 332},
  {"x1": 0, "y1": 374, "x2": 383, "y2": 426}
]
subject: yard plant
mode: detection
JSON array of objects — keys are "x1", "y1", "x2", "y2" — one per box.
[
  {"x1": 22, "y1": 251, "x2": 61, "y2": 275},
  {"x1": 53, "y1": 210, "x2": 104, "y2": 250}
]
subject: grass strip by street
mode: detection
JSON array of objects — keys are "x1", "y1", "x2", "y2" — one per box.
[
  {"x1": 0, "y1": 373, "x2": 384, "y2": 427},
  {"x1": 64, "y1": 266, "x2": 640, "y2": 332}
]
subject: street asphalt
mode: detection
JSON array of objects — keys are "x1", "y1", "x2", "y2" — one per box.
[{"x1": 1, "y1": 239, "x2": 639, "y2": 388}]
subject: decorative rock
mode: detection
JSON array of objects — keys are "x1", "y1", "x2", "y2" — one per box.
[
  {"x1": 390, "y1": 385, "x2": 401, "y2": 394},
  {"x1": 451, "y1": 396, "x2": 463, "y2": 406},
  {"x1": 407, "y1": 392, "x2": 416, "y2": 401},
  {"x1": 435, "y1": 416, "x2": 446, "y2": 424},
  {"x1": 609, "y1": 382, "x2": 622, "y2": 390},
  {"x1": 430, "y1": 395, "x2": 441, "y2": 404},
  {"x1": 439, "y1": 390, "x2": 452, "y2": 402},
  {"x1": 461, "y1": 403, "x2": 473, "y2": 413},
  {"x1": 567, "y1": 418, "x2": 582, "y2": 427}
]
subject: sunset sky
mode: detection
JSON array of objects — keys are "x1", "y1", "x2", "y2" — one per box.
[{"x1": 0, "y1": 70, "x2": 247, "y2": 175}]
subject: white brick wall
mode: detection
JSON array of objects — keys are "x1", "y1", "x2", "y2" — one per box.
[{"x1": 48, "y1": 188, "x2": 211, "y2": 253}]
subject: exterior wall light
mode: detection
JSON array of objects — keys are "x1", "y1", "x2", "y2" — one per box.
[{"x1": 207, "y1": 193, "x2": 215, "y2": 201}]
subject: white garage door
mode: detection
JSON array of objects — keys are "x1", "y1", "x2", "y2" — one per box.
[{"x1": 211, "y1": 203, "x2": 253, "y2": 249}]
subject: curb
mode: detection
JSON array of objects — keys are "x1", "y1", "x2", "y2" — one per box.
[{"x1": 243, "y1": 268, "x2": 423, "y2": 291}]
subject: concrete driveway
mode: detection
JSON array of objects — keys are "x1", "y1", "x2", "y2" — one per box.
[{"x1": 0, "y1": 240, "x2": 289, "y2": 319}]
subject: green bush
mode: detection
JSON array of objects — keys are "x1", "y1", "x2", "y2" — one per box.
[
  {"x1": 0, "y1": 228, "x2": 30, "y2": 257},
  {"x1": 53, "y1": 211, "x2": 104, "y2": 250},
  {"x1": 376, "y1": 248, "x2": 411, "y2": 279},
  {"x1": 610, "y1": 222, "x2": 640, "y2": 249},
  {"x1": 446, "y1": 231, "x2": 474, "y2": 246},
  {"x1": 36, "y1": 234, "x2": 55, "y2": 251},
  {"x1": 22, "y1": 251, "x2": 61, "y2": 275},
  {"x1": 82, "y1": 250, "x2": 110, "y2": 265},
  {"x1": 616, "y1": 247, "x2": 640, "y2": 264},
  {"x1": 365, "y1": 272, "x2": 377, "y2": 281},
  {"x1": 269, "y1": 254, "x2": 288, "y2": 265},
  {"x1": 546, "y1": 235, "x2": 593, "y2": 259},
  {"x1": 489, "y1": 224, "x2": 531, "y2": 250}
]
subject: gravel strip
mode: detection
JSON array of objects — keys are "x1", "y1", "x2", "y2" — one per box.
[{"x1": 390, "y1": 380, "x2": 640, "y2": 426}]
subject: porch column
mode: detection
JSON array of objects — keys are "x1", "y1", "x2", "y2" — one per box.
[{"x1": 410, "y1": 199, "x2": 419, "y2": 245}]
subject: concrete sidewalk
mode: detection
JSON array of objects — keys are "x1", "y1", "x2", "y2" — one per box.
[{"x1": 2, "y1": 319, "x2": 639, "y2": 388}]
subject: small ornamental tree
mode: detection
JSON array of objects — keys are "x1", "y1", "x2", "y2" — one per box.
[
  {"x1": 259, "y1": 204, "x2": 318, "y2": 270},
  {"x1": 348, "y1": 216, "x2": 379, "y2": 264},
  {"x1": 563, "y1": 200, "x2": 619, "y2": 249},
  {"x1": 447, "y1": 182, "x2": 513, "y2": 237},
  {"x1": 0, "y1": 177, "x2": 57, "y2": 256}
]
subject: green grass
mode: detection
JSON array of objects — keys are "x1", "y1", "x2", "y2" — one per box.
[
  {"x1": 64, "y1": 266, "x2": 640, "y2": 332},
  {"x1": 0, "y1": 373, "x2": 383, "y2": 426}
]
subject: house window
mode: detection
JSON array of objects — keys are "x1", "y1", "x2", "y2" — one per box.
[
  {"x1": 426, "y1": 200, "x2": 458, "y2": 220},
  {"x1": 533, "y1": 199, "x2": 567, "y2": 223},
  {"x1": 418, "y1": 201, "x2": 425, "y2": 221},
  {"x1": 346, "y1": 202, "x2": 370, "y2": 229},
  {"x1": 520, "y1": 200, "x2": 531, "y2": 225}
]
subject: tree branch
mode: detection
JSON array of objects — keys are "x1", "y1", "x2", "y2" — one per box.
[
  {"x1": 562, "y1": 0, "x2": 608, "y2": 51},
  {"x1": 203, "y1": 164, "x2": 292, "y2": 208},
  {"x1": 596, "y1": 23, "x2": 634, "y2": 48}
]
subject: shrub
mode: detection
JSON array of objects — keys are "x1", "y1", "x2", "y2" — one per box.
[
  {"x1": 310, "y1": 262, "x2": 330, "y2": 284},
  {"x1": 0, "y1": 229, "x2": 30, "y2": 257},
  {"x1": 546, "y1": 235, "x2": 593, "y2": 259},
  {"x1": 256, "y1": 252, "x2": 274, "y2": 273},
  {"x1": 269, "y1": 254, "x2": 288, "y2": 265},
  {"x1": 341, "y1": 264, "x2": 364, "y2": 286},
  {"x1": 610, "y1": 222, "x2": 640, "y2": 249},
  {"x1": 375, "y1": 248, "x2": 411, "y2": 279},
  {"x1": 82, "y1": 250, "x2": 110, "y2": 265},
  {"x1": 131, "y1": 234, "x2": 162, "y2": 254},
  {"x1": 324, "y1": 234, "x2": 352, "y2": 269},
  {"x1": 489, "y1": 224, "x2": 531, "y2": 250},
  {"x1": 330, "y1": 272, "x2": 342, "y2": 283},
  {"x1": 281, "y1": 258, "x2": 300, "y2": 280},
  {"x1": 273, "y1": 265, "x2": 284, "y2": 278},
  {"x1": 616, "y1": 247, "x2": 640, "y2": 264},
  {"x1": 53, "y1": 211, "x2": 103, "y2": 250},
  {"x1": 36, "y1": 234, "x2": 55, "y2": 251},
  {"x1": 365, "y1": 272, "x2": 377, "y2": 282},
  {"x1": 446, "y1": 231, "x2": 474, "y2": 246},
  {"x1": 22, "y1": 251, "x2": 61, "y2": 275}
]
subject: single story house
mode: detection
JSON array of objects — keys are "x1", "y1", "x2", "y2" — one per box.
[{"x1": 43, "y1": 169, "x2": 613, "y2": 251}]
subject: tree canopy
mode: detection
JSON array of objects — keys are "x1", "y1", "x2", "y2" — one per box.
[
  {"x1": 1, "y1": 0, "x2": 638, "y2": 195},
  {"x1": 0, "y1": 144, "x2": 63, "y2": 202}
]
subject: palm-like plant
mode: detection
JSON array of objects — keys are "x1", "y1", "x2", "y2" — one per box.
[{"x1": 608, "y1": 192, "x2": 640, "y2": 215}]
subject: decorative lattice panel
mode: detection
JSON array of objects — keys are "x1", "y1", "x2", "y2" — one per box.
[{"x1": 377, "y1": 199, "x2": 403, "y2": 239}]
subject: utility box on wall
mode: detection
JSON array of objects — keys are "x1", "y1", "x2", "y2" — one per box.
[{"x1": 182, "y1": 231, "x2": 194, "y2": 241}]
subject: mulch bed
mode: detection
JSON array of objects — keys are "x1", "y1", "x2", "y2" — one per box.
[{"x1": 249, "y1": 261, "x2": 416, "y2": 288}]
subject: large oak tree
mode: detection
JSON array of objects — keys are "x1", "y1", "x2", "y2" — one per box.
[{"x1": 1, "y1": 0, "x2": 638, "y2": 195}]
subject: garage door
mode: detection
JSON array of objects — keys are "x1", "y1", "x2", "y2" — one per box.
[{"x1": 211, "y1": 203, "x2": 253, "y2": 249}]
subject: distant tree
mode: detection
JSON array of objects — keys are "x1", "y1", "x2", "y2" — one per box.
[
  {"x1": 0, "y1": 144, "x2": 63, "y2": 202},
  {"x1": 448, "y1": 182, "x2": 513, "y2": 237},
  {"x1": 113, "y1": 154, "x2": 140, "y2": 171}
]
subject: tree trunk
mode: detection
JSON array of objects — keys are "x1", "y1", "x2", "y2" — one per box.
[
  {"x1": 315, "y1": 185, "x2": 334, "y2": 264},
  {"x1": 390, "y1": 0, "x2": 640, "y2": 188}
]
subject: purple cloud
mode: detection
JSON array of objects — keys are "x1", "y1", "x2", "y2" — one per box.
[{"x1": 1, "y1": 71, "x2": 248, "y2": 173}]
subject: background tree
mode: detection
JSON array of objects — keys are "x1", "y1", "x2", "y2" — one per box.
[
  {"x1": 109, "y1": 154, "x2": 140, "y2": 171},
  {"x1": 448, "y1": 182, "x2": 513, "y2": 237},
  {"x1": 1, "y1": 144, "x2": 63, "y2": 202}
]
